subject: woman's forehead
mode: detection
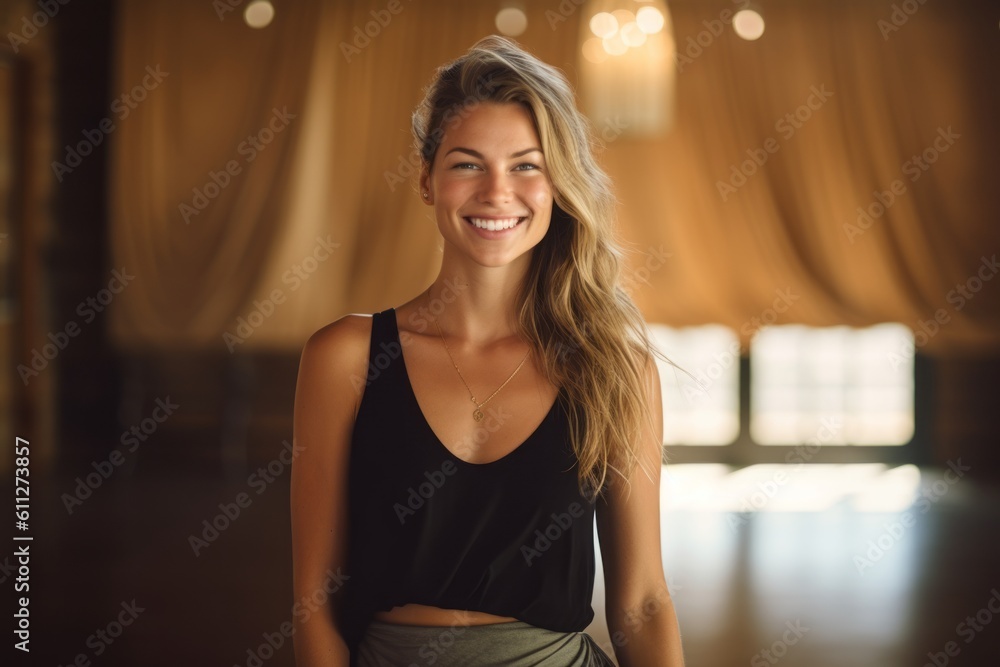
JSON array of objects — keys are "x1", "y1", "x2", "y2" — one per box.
[{"x1": 438, "y1": 102, "x2": 541, "y2": 153}]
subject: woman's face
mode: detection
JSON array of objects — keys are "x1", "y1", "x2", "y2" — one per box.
[{"x1": 420, "y1": 101, "x2": 554, "y2": 268}]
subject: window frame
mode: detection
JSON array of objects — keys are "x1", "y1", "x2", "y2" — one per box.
[{"x1": 661, "y1": 355, "x2": 929, "y2": 466}]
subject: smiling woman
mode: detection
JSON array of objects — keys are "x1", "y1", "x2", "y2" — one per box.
[
  {"x1": 290, "y1": 35, "x2": 685, "y2": 667},
  {"x1": 421, "y1": 101, "x2": 553, "y2": 260}
]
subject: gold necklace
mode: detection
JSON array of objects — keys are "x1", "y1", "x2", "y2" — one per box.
[{"x1": 433, "y1": 318, "x2": 531, "y2": 422}]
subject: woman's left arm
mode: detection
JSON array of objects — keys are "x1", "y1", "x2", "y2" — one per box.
[{"x1": 596, "y1": 356, "x2": 685, "y2": 667}]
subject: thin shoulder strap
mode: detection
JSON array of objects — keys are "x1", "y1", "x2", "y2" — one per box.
[
  {"x1": 369, "y1": 308, "x2": 389, "y2": 347},
  {"x1": 369, "y1": 308, "x2": 398, "y2": 355},
  {"x1": 359, "y1": 308, "x2": 406, "y2": 397}
]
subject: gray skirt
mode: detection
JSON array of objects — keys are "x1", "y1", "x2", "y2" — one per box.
[{"x1": 356, "y1": 619, "x2": 617, "y2": 667}]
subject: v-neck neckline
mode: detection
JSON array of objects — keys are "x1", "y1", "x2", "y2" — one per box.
[{"x1": 389, "y1": 307, "x2": 560, "y2": 467}]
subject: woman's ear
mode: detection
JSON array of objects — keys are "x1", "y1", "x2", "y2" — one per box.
[{"x1": 419, "y1": 165, "x2": 433, "y2": 205}]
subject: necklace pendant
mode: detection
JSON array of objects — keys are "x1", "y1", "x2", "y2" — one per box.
[{"x1": 473, "y1": 408, "x2": 484, "y2": 422}]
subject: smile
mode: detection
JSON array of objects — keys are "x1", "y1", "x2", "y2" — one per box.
[{"x1": 464, "y1": 216, "x2": 526, "y2": 231}]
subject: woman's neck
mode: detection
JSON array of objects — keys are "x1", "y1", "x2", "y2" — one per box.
[{"x1": 419, "y1": 270, "x2": 526, "y2": 346}]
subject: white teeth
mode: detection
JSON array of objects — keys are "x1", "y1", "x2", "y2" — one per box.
[{"x1": 468, "y1": 217, "x2": 522, "y2": 231}]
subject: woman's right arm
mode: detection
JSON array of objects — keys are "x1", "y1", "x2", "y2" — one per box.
[{"x1": 290, "y1": 316, "x2": 370, "y2": 666}]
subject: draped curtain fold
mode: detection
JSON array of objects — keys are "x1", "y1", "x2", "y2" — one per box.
[{"x1": 109, "y1": 0, "x2": 1000, "y2": 355}]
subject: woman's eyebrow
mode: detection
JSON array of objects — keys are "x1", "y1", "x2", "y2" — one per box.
[{"x1": 444, "y1": 147, "x2": 543, "y2": 159}]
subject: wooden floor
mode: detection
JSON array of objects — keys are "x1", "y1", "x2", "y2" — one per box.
[{"x1": 6, "y1": 456, "x2": 1000, "y2": 666}]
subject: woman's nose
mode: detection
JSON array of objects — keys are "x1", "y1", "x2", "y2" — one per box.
[{"x1": 477, "y1": 170, "x2": 513, "y2": 204}]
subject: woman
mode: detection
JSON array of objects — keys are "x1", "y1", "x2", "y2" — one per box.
[{"x1": 291, "y1": 35, "x2": 685, "y2": 667}]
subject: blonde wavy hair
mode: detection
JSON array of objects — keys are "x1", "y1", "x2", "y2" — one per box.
[{"x1": 411, "y1": 35, "x2": 670, "y2": 502}]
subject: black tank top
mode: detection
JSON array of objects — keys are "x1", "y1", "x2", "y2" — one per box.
[{"x1": 339, "y1": 308, "x2": 598, "y2": 660}]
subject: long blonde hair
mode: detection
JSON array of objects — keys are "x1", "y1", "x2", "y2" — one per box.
[{"x1": 412, "y1": 35, "x2": 668, "y2": 502}]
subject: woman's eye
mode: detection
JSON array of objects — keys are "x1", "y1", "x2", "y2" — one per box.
[{"x1": 451, "y1": 162, "x2": 540, "y2": 172}]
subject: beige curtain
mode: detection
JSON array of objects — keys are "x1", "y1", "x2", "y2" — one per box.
[
  {"x1": 606, "y1": 0, "x2": 1000, "y2": 353},
  {"x1": 109, "y1": 0, "x2": 1000, "y2": 355}
]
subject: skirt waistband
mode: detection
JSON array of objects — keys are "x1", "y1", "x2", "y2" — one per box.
[{"x1": 356, "y1": 619, "x2": 616, "y2": 667}]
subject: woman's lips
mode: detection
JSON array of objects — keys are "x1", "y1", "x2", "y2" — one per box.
[{"x1": 464, "y1": 216, "x2": 525, "y2": 231}]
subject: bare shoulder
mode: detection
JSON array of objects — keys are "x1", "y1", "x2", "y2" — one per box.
[
  {"x1": 303, "y1": 312, "x2": 373, "y2": 357},
  {"x1": 297, "y1": 313, "x2": 377, "y2": 417}
]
